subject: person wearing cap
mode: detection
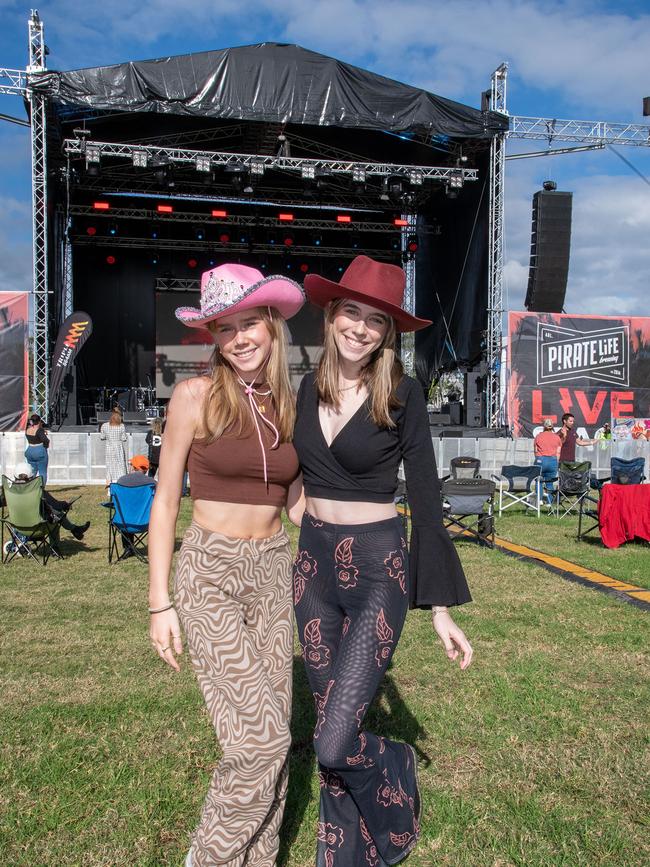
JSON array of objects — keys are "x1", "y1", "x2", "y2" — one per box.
[
  {"x1": 534, "y1": 419, "x2": 562, "y2": 506},
  {"x1": 117, "y1": 454, "x2": 157, "y2": 487},
  {"x1": 292, "y1": 255, "x2": 473, "y2": 866},
  {"x1": 147, "y1": 264, "x2": 305, "y2": 867},
  {"x1": 24, "y1": 413, "x2": 50, "y2": 484}
]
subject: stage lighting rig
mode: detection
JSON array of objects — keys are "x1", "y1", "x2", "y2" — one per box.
[
  {"x1": 195, "y1": 155, "x2": 211, "y2": 172},
  {"x1": 301, "y1": 164, "x2": 316, "y2": 180},
  {"x1": 406, "y1": 234, "x2": 418, "y2": 254},
  {"x1": 193, "y1": 225, "x2": 206, "y2": 241},
  {"x1": 107, "y1": 222, "x2": 118, "y2": 237},
  {"x1": 250, "y1": 160, "x2": 265, "y2": 176},
  {"x1": 133, "y1": 150, "x2": 148, "y2": 168}
]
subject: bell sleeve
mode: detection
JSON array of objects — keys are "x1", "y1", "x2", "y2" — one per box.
[{"x1": 398, "y1": 379, "x2": 472, "y2": 610}]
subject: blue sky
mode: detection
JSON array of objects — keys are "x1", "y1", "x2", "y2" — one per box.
[{"x1": 1, "y1": 0, "x2": 649, "y2": 317}]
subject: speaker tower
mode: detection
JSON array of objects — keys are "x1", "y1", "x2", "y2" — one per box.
[{"x1": 525, "y1": 186, "x2": 572, "y2": 313}]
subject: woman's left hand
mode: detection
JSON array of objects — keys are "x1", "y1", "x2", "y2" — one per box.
[{"x1": 432, "y1": 610, "x2": 473, "y2": 670}]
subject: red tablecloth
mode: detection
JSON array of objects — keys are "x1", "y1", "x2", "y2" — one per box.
[{"x1": 598, "y1": 484, "x2": 650, "y2": 549}]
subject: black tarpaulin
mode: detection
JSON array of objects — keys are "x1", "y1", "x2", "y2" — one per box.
[{"x1": 32, "y1": 42, "x2": 507, "y2": 138}]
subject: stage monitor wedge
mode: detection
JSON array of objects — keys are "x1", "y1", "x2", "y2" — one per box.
[{"x1": 525, "y1": 190, "x2": 572, "y2": 313}]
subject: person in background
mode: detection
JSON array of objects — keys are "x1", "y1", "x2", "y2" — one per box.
[
  {"x1": 558, "y1": 412, "x2": 595, "y2": 462},
  {"x1": 145, "y1": 416, "x2": 164, "y2": 479},
  {"x1": 114, "y1": 455, "x2": 156, "y2": 559},
  {"x1": 24, "y1": 413, "x2": 50, "y2": 484},
  {"x1": 595, "y1": 422, "x2": 613, "y2": 448},
  {"x1": 2, "y1": 463, "x2": 90, "y2": 556},
  {"x1": 100, "y1": 408, "x2": 128, "y2": 487},
  {"x1": 534, "y1": 419, "x2": 562, "y2": 505}
]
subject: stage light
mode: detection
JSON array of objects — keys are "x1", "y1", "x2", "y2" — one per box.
[
  {"x1": 86, "y1": 164, "x2": 101, "y2": 178},
  {"x1": 187, "y1": 258, "x2": 198, "y2": 269},
  {"x1": 106, "y1": 255, "x2": 116, "y2": 265},
  {"x1": 336, "y1": 215, "x2": 352, "y2": 224},
  {"x1": 266, "y1": 230, "x2": 278, "y2": 246},
  {"x1": 406, "y1": 234, "x2": 418, "y2": 254},
  {"x1": 379, "y1": 178, "x2": 390, "y2": 202},
  {"x1": 153, "y1": 161, "x2": 168, "y2": 185},
  {"x1": 93, "y1": 201, "x2": 110, "y2": 210},
  {"x1": 86, "y1": 226, "x2": 97, "y2": 236},
  {"x1": 150, "y1": 223, "x2": 160, "y2": 240},
  {"x1": 157, "y1": 204, "x2": 173, "y2": 214},
  {"x1": 352, "y1": 167, "x2": 366, "y2": 183},
  {"x1": 211, "y1": 209, "x2": 228, "y2": 218},
  {"x1": 219, "y1": 231, "x2": 231, "y2": 244},
  {"x1": 133, "y1": 150, "x2": 148, "y2": 168},
  {"x1": 195, "y1": 155, "x2": 211, "y2": 173},
  {"x1": 282, "y1": 231, "x2": 295, "y2": 248},
  {"x1": 542, "y1": 179, "x2": 557, "y2": 191},
  {"x1": 108, "y1": 222, "x2": 118, "y2": 236},
  {"x1": 239, "y1": 230, "x2": 249, "y2": 244},
  {"x1": 301, "y1": 164, "x2": 316, "y2": 180},
  {"x1": 408, "y1": 170, "x2": 423, "y2": 186},
  {"x1": 337, "y1": 264, "x2": 345, "y2": 273},
  {"x1": 449, "y1": 170, "x2": 463, "y2": 190},
  {"x1": 151, "y1": 250, "x2": 160, "y2": 265},
  {"x1": 390, "y1": 236, "x2": 401, "y2": 251},
  {"x1": 193, "y1": 225, "x2": 206, "y2": 241},
  {"x1": 393, "y1": 218, "x2": 408, "y2": 227},
  {"x1": 250, "y1": 160, "x2": 265, "y2": 176},
  {"x1": 311, "y1": 232, "x2": 323, "y2": 247},
  {"x1": 299, "y1": 263, "x2": 309, "y2": 273},
  {"x1": 350, "y1": 232, "x2": 361, "y2": 249},
  {"x1": 278, "y1": 213, "x2": 294, "y2": 222},
  {"x1": 243, "y1": 181, "x2": 255, "y2": 195},
  {"x1": 85, "y1": 144, "x2": 100, "y2": 165}
]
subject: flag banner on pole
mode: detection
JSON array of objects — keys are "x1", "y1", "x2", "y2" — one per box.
[{"x1": 48, "y1": 311, "x2": 93, "y2": 408}]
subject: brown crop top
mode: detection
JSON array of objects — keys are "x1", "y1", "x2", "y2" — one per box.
[{"x1": 188, "y1": 407, "x2": 300, "y2": 507}]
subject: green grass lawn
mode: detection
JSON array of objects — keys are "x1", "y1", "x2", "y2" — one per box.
[{"x1": 1, "y1": 487, "x2": 648, "y2": 866}]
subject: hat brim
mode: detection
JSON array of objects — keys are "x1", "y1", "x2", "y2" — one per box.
[
  {"x1": 175, "y1": 276, "x2": 305, "y2": 328},
  {"x1": 303, "y1": 274, "x2": 432, "y2": 333}
]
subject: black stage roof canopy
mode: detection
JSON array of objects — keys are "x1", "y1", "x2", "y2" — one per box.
[{"x1": 34, "y1": 42, "x2": 507, "y2": 138}]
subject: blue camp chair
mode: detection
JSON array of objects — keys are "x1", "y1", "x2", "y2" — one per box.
[
  {"x1": 592, "y1": 457, "x2": 646, "y2": 491},
  {"x1": 491, "y1": 465, "x2": 542, "y2": 517},
  {"x1": 107, "y1": 482, "x2": 155, "y2": 564}
]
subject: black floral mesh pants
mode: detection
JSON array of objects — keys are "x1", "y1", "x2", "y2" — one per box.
[{"x1": 293, "y1": 512, "x2": 420, "y2": 866}]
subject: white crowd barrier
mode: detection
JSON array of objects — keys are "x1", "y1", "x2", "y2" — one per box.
[{"x1": 1, "y1": 431, "x2": 648, "y2": 486}]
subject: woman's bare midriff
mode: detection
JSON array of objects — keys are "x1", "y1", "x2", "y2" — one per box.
[
  {"x1": 192, "y1": 499, "x2": 283, "y2": 539},
  {"x1": 306, "y1": 496, "x2": 397, "y2": 525}
]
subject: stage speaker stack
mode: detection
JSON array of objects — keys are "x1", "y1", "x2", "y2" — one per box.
[
  {"x1": 525, "y1": 184, "x2": 572, "y2": 313},
  {"x1": 463, "y1": 365, "x2": 486, "y2": 428}
]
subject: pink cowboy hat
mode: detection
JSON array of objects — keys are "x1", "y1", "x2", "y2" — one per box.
[{"x1": 175, "y1": 263, "x2": 305, "y2": 327}]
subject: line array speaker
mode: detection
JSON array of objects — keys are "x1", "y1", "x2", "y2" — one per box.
[
  {"x1": 525, "y1": 190, "x2": 572, "y2": 313},
  {"x1": 463, "y1": 364, "x2": 486, "y2": 428}
]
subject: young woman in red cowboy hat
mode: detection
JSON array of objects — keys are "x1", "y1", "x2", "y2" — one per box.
[
  {"x1": 292, "y1": 255, "x2": 473, "y2": 866},
  {"x1": 147, "y1": 263, "x2": 306, "y2": 867}
]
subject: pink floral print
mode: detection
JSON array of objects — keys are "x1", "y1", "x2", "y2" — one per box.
[
  {"x1": 303, "y1": 618, "x2": 331, "y2": 669},
  {"x1": 335, "y1": 536, "x2": 359, "y2": 590}
]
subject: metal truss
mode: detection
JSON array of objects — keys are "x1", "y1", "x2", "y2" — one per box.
[
  {"x1": 0, "y1": 67, "x2": 27, "y2": 95},
  {"x1": 28, "y1": 10, "x2": 49, "y2": 418},
  {"x1": 69, "y1": 204, "x2": 406, "y2": 234},
  {"x1": 63, "y1": 138, "x2": 479, "y2": 184},
  {"x1": 486, "y1": 63, "x2": 508, "y2": 429},
  {"x1": 71, "y1": 233, "x2": 394, "y2": 260},
  {"x1": 400, "y1": 213, "x2": 418, "y2": 375},
  {"x1": 156, "y1": 277, "x2": 200, "y2": 292},
  {"x1": 508, "y1": 116, "x2": 650, "y2": 147}
]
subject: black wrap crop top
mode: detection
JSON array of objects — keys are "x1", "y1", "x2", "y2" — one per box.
[{"x1": 293, "y1": 371, "x2": 471, "y2": 610}]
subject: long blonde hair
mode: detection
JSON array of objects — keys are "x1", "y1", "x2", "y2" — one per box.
[
  {"x1": 317, "y1": 298, "x2": 403, "y2": 429},
  {"x1": 203, "y1": 307, "x2": 295, "y2": 442}
]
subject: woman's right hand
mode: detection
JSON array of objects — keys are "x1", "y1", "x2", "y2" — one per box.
[{"x1": 149, "y1": 608, "x2": 183, "y2": 672}]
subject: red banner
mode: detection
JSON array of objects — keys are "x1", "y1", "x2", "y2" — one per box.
[
  {"x1": 0, "y1": 292, "x2": 29, "y2": 432},
  {"x1": 507, "y1": 312, "x2": 650, "y2": 437}
]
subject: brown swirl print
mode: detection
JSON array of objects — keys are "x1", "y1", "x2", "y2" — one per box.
[{"x1": 174, "y1": 521, "x2": 293, "y2": 867}]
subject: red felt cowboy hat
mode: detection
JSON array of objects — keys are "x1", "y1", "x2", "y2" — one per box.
[{"x1": 303, "y1": 255, "x2": 432, "y2": 333}]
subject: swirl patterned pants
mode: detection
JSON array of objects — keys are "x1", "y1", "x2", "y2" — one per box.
[
  {"x1": 175, "y1": 522, "x2": 294, "y2": 867},
  {"x1": 293, "y1": 514, "x2": 419, "y2": 867}
]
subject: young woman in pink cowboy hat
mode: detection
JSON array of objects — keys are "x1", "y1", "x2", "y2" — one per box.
[
  {"x1": 292, "y1": 255, "x2": 473, "y2": 866},
  {"x1": 148, "y1": 263, "x2": 306, "y2": 867}
]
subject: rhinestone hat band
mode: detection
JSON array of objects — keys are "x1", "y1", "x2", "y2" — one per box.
[{"x1": 201, "y1": 273, "x2": 247, "y2": 313}]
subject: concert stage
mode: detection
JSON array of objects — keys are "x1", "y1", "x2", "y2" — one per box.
[{"x1": 27, "y1": 41, "x2": 507, "y2": 430}]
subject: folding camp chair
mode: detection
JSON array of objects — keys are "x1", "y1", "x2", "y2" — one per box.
[
  {"x1": 555, "y1": 461, "x2": 592, "y2": 519},
  {"x1": 442, "y1": 478, "x2": 496, "y2": 548},
  {"x1": 592, "y1": 456, "x2": 646, "y2": 491},
  {"x1": 491, "y1": 465, "x2": 542, "y2": 517},
  {"x1": 1, "y1": 474, "x2": 62, "y2": 565},
  {"x1": 444, "y1": 456, "x2": 481, "y2": 481},
  {"x1": 107, "y1": 482, "x2": 155, "y2": 563}
]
